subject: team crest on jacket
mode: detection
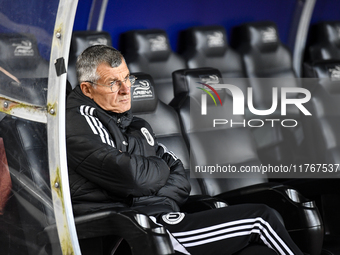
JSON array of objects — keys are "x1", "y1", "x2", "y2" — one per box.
[
  {"x1": 162, "y1": 212, "x2": 185, "y2": 225},
  {"x1": 141, "y1": 127, "x2": 154, "y2": 146}
]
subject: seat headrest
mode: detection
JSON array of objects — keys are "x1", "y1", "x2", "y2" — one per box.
[
  {"x1": 0, "y1": 33, "x2": 41, "y2": 70},
  {"x1": 182, "y1": 25, "x2": 229, "y2": 57},
  {"x1": 130, "y1": 72, "x2": 158, "y2": 114},
  {"x1": 172, "y1": 67, "x2": 224, "y2": 101},
  {"x1": 70, "y1": 31, "x2": 112, "y2": 56},
  {"x1": 232, "y1": 21, "x2": 280, "y2": 52},
  {"x1": 314, "y1": 22, "x2": 340, "y2": 46},
  {"x1": 120, "y1": 29, "x2": 171, "y2": 62},
  {"x1": 304, "y1": 60, "x2": 340, "y2": 79},
  {"x1": 303, "y1": 60, "x2": 340, "y2": 95}
]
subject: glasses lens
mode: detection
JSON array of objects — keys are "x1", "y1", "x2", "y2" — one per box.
[
  {"x1": 110, "y1": 76, "x2": 136, "y2": 92},
  {"x1": 111, "y1": 81, "x2": 120, "y2": 92},
  {"x1": 129, "y1": 75, "x2": 136, "y2": 85}
]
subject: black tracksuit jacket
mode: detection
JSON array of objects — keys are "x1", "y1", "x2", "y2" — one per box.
[{"x1": 66, "y1": 86, "x2": 191, "y2": 216}]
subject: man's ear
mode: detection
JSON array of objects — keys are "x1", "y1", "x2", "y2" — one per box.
[{"x1": 80, "y1": 82, "x2": 93, "y2": 99}]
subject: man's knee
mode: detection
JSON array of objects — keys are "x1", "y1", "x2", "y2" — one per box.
[{"x1": 252, "y1": 204, "x2": 284, "y2": 226}]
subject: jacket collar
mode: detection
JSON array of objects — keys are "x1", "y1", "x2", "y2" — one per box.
[{"x1": 106, "y1": 108, "x2": 133, "y2": 130}]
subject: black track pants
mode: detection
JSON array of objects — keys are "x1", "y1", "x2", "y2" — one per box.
[{"x1": 156, "y1": 204, "x2": 303, "y2": 255}]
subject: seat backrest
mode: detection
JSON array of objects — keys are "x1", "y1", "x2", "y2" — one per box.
[
  {"x1": 303, "y1": 60, "x2": 340, "y2": 164},
  {"x1": 0, "y1": 33, "x2": 48, "y2": 79},
  {"x1": 130, "y1": 72, "x2": 201, "y2": 195},
  {"x1": 307, "y1": 22, "x2": 340, "y2": 62},
  {"x1": 231, "y1": 21, "x2": 296, "y2": 78},
  {"x1": 120, "y1": 29, "x2": 186, "y2": 104},
  {"x1": 68, "y1": 31, "x2": 112, "y2": 88},
  {"x1": 172, "y1": 67, "x2": 266, "y2": 196}
]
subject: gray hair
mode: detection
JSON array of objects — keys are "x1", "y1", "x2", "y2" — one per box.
[{"x1": 76, "y1": 45, "x2": 124, "y2": 84}]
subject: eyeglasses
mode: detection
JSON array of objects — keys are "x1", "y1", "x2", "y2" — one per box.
[{"x1": 86, "y1": 75, "x2": 137, "y2": 93}]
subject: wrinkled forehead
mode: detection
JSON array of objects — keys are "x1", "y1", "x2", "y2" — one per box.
[{"x1": 96, "y1": 59, "x2": 130, "y2": 80}]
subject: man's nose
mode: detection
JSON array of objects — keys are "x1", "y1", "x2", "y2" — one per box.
[{"x1": 118, "y1": 80, "x2": 131, "y2": 94}]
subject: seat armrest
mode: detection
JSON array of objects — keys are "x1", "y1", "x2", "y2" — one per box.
[
  {"x1": 181, "y1": 195, "x2": 228, "y2": 213},
  {"x1": 38, "y1": 209, "x2": 175, "y2": 255},
  {"x1": 215, "y1": 182, "x2": 324, "y2": 255},
  {"x1": 215, "y1": 182, "x2": 321, "y2": 230}
]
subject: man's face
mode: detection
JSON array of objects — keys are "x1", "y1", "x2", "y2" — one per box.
[{"x1": 81, "y1": 60, "x2": 131, "y2": 113}]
